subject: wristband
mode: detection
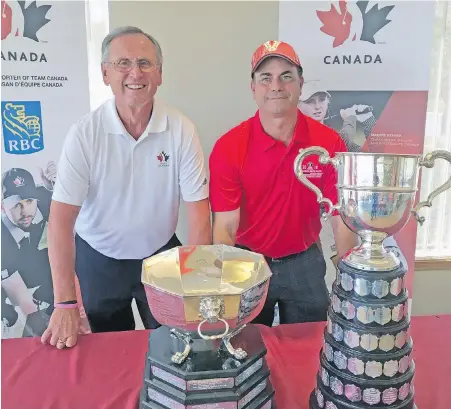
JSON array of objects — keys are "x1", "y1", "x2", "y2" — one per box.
[{"x1": 55, "y1": 301, "x2": 78, "y2": 309}]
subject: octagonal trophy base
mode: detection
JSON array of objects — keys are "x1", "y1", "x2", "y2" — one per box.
[{"x1": 139, "y1": 324, "x2": 275, "y2": 409}]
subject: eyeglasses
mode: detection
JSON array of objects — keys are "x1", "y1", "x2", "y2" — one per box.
[{"x1": 106, "y1": 58, "x2": 160, "y2": 73}]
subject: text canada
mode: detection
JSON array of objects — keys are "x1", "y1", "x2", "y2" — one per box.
[
  {"x1": 1, "y1": 51, "x2": 47, "y2": 63},
  {"x1": 31, "y1": 76, "x2": 68, "y2": 81},
  {"x1": 324, "y1": 54, "x2": 382, "y2": 65}
]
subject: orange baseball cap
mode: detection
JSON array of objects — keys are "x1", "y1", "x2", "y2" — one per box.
[{"x1": 251, "y1": 40, "x2": 302, "y2": 74}]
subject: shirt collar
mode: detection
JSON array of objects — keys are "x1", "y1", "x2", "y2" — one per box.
[
  {"x1": 252, "y1": 109, "x2": 309, "y2": 151},
  {"x1": 2, "y1": 208, "x2": 43, "y2": 245},
  {"x1": 104, "y1": 96, "x2": 168, "y2": 139}
]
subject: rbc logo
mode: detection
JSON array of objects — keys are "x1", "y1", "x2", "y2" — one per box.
[{"x1": 1, "y1": 101, "x2": 44, "y2": 155}]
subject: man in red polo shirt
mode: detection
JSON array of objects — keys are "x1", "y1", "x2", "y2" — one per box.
[{"x1": 209, "y1": 41, "x2": 357, "y2": 326}]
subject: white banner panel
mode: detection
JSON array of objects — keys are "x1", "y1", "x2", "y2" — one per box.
[
  {"x1": 279, "y1": 0, "x2": 436, "y2": 300},
  {"x1": 279, "y1": 1, "x2": 436, "y2": 91},
  {"x1": 1, "y1": 0, "x2": 91, "y2": 338}
]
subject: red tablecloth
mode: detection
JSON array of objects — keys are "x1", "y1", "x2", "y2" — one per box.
[{"x1": 2, "y1": 315, "x2": 450, "y2": 409}]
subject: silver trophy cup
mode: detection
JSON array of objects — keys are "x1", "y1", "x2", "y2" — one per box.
[
  {"x1": 294, "y1": 148, "x2": 451, "y2": 271},
  {"x1": 294, "y1": 148, "x2": 451, "y2": 409}
]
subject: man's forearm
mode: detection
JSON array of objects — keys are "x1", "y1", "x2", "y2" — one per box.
[
  {"x1": 47, "y1": 201, "x2": 80, "y2": 303},
  {"x1": 186, "y1": 199, "x2": 212, "y2": 245},
  {"x1": 48, "y1": 224, "x2": 77, "y2": 302},
  {"x1": 211, "y1": 210, "x2": 240, "y2": 246},
  {"x1": 187, "y1": 217, "x2": 212, "y2": 245}
]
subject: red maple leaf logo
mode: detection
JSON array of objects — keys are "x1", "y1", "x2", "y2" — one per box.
[
  {"x1": 316, "y1": 0, "x2": 353, "y2": 48},
  {"x1": 1, "y1": 1, "x2": 13, "y2": 40},
  {"x1": 157, "y1": 153, "x2": 163, "y2": 162}
]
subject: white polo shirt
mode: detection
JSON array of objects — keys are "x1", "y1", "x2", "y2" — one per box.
[{"x1": 52, "y1": 97, "x2": 208, "y2": 259}]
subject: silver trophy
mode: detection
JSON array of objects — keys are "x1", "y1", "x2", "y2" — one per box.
[
  {"x1": 293, "y1": 148, "x2": 451, "y2": 409},
  {"x1": 294, "y1": 149, "x2": 451, "y2": 271},
  {"x1": 138, "y1": 244, "x2": 275, "y2": 409}
]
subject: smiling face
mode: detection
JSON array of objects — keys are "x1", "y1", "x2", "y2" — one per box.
[
  {"x1": 251, "y1": 57, "x2": 303, "y2": 116},
  {"x1": 299, "y1": 93, "x2": 330, "y2": 123},
  {"x1": 101, "y1": 33, "x2": 162, "y2": 109}
]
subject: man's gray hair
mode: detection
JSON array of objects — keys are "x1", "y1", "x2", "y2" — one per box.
[{"x1": 101, "y1": 26, "x2": 163, "y2": 65}]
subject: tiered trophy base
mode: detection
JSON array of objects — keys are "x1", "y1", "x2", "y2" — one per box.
[
  {"x1": 139, "y1": 325, "x2": 275, "y2": 409},
  {"x1": 308, "y1": 259, "x2": 416, "y2": 409},
  {"x1": 309, "y1": 390, "x2": 418, "y2": 409}
]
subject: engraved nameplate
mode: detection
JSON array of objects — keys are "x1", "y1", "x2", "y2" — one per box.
[
  {"x1": 152, "y1": 366, "x2": 187, "y2": 391},
  {"x1": 187, "y1": 377, "x2": 234, "y2": 391},
  {"x1": 235, "y1": 358, "x2": 263, "y2": 386},
  {"x1": 238, "y1": 379, "x2": 267, "y2": 409}
]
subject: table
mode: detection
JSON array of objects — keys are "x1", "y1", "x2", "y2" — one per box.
[{"x1": 2, "y1": 315, "x2": 450, "y2": 409}]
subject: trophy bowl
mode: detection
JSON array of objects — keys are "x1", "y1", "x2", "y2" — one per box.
[
  {"x1": 294, "y1": 148, "x2": 451, "y2": 271},
  {"x1": 142, "y1": 244, "x2": 272, "y2": 363}
]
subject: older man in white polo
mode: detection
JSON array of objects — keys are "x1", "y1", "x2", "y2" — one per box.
[{"x1": 42, "y1": 26, "x2": 211, "y2": 349}]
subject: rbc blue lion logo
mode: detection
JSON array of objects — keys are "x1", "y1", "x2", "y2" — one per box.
[{"x1": 1, "y1": 101, "x2": 44, "y2": 155}]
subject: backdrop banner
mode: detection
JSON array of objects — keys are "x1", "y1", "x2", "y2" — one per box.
[
  {"x1": 1, "y1": 0, "x2": 91, "y2": 338},
  {"x1": 279, "y1": 0, "x2": 436, "y2": 298}
]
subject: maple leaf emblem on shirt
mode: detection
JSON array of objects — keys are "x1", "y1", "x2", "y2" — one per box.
[
  {"x1": 157, "y1": 151, "x2": 169, "y2": 163},
  {"x1": 316, "y1": 1, "x2": 394, "y2": 48}
]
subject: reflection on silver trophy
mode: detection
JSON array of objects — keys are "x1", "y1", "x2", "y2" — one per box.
[
  {"x1": 138, "y1": 244, "x2": 275, "y2": 409},
  {"x1": 293, "y1": 147, "x2": 451, "y2": 409}
]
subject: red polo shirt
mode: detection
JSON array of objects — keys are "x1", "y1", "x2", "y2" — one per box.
[{"x1": 209, "y1": 110, "x2": 347, "y2": 258}]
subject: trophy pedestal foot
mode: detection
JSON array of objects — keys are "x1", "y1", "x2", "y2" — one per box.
[
  {"x1": 342, "y1": 248, "x2": 401, "y2": 272},
  {"x1": 222, "y1": 324, "x2": 248, "y2": 360},
  {"x1": 139, "y1": 325, "x2": 275, "y2": 409},
  {"x1": 169, "y1": 328, "x2": 192, "y2": 364}
]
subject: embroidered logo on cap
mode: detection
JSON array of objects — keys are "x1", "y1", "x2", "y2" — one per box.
[
  {"x1": 263, "y1": 40, "x2": 281, "y2": 52},
  {"x1": 13, "y1": 176, "x2": 25, "y2": 187}
]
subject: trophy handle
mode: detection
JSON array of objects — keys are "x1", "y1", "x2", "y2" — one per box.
[
  {"x1": 412, "y1": 149, "x2": 451, "y2": 225},
  {"x1": 294, "y1": 146, "x2": 341, "y2": 220}
]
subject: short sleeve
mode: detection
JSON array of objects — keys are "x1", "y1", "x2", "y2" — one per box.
[
  {"x1": 322, "y1": 134, "x2": 348, "y2": 216},
  {"x1": 179, "y1": 126, "x2": 209, "y2": 202},
  {"x1": 52, "y1": 123, "x2": 90, "y2": 206},
  {"x1": 209, "y1": 136, "x2": 242, "y2": 212}
]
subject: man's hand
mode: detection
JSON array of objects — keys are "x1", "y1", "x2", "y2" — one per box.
[
  {"x1": 40, "y1": 161, "x2": 57, "y2": 191},
  {"x1": 212, "y1": 209, "x2": 240, "y2": 246},
  {"x1": 330, "y1": 215, "x2": 358, "y2": 259},
  {"x1": 41, "y1": 308, "x2": 80, "y2": 349},
  {"x1": 330, "y1": 254, "x2": 339, "y2": 269}
]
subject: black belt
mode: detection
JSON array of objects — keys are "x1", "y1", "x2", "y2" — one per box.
[
  {"x1": 235, "y1": 244, "x2": 306, "y2": 263},
  {"x1": 265, "y1": 252, "x2": 300, "y2": 263}
]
